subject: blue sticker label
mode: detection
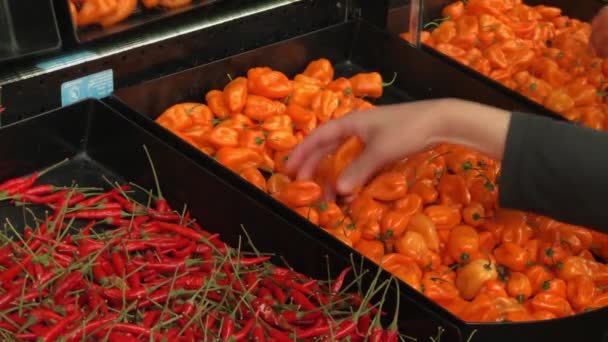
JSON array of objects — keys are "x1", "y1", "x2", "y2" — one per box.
[
  {"x1": 36, "y1": 50, "x2": 98, "y2": 71},
  {"x1": 61, "y1": 69, "x2": 114, "y2": 106}
]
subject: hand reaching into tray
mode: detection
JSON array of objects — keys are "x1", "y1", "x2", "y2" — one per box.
[
  {"x1": 287, "y1": 98, "x2": 608, "y2": 232},
  {"x1": 286, "y1": 99, "x2": 511, "y2": 199}
]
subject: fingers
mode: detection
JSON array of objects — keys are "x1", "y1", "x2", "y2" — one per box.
[
  {"x1": 285, "y1": 117, "x2": 358, "y2": 176},
  {"x1": 295, "y1": 142, "x2": 339, "y2": 181},
  {"x1": 336, "y1": 143, "x2": 389, "y2": 195}
]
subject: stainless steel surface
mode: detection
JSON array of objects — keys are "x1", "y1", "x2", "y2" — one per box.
[
  {"x1": 408, "y1": 0, "x2": 422, "y2": 48},
  {"x1": 0, "y1": 0, "x2": 303, "y2": 85}
]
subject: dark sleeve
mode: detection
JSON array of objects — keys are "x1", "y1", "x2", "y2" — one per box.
[{"x1": 498, "y1": 112, "x2": 608, "y2": 232}]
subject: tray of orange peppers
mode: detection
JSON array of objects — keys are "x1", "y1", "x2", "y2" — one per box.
[
  {"x1": 66, "y1": 0, "x2": 221, "y2": 43},
  {"x1": 149, "y1": 57, "x2": 608, "y2": 324},
  {"x1": 401, "y1": 0, "x2": 608, "y2": 131}
]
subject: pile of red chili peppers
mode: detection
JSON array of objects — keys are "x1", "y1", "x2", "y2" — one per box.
[{"x1": 0, "y1": 160, "x2": 406, "y2": 341}]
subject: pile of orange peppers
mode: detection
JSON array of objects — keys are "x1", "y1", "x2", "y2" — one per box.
[
  {"x1": 70, "y1": 0, "x2": 195, "y2": 28},
  {"x1": 402, "y1": 0, "x2": 608, "y2": 130},
  {"x1": 155, "y1": 58, "x2": 608, "y2": 323}
]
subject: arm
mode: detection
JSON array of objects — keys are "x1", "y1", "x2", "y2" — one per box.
[
  {"x1": 499, "y1": 112, "x2": 608, "y2": 231},
  {"x1": 286, "y1": 98, "x2": 608, "y2": 231}
]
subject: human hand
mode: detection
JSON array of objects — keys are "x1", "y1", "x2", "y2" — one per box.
[
  {"x1": 591, "y1": 7, "x2": 608, "y2": 58},
  {"x1": 285, "y1": 98, "x2": 511, "y2": 199}
]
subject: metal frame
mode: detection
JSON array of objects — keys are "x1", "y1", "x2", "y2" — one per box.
[{"x1": 0, "y1": 0, "x2": 391, "y2": 124}]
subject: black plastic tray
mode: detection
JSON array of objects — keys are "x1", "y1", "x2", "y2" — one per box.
[
  {"x1": 0, "y1": 0, "x2": 61, "y2": 64},
  {"x1": 0, "y1": 99, "x2": 460, "y2": 341},
  {"x1": 56, "y1": 0, "x2": 222, "y2": 45},
  {"x1": 107, "y1": 19, "x2": 608, "y2": 341}
]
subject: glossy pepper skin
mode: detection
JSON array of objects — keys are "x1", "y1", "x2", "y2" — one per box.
[
  {"x1": 247, "y1": 67, "x2": 293, "y2": 99},
  {"x1": 349, "y1": 72, "x2": 384, "y2": 98},
  {"x1": 303, "y1": 58, "x2": 334, "y2": 86},
  {"x1": 223, "y1": 77, "x2": 248, "y2": 114}
]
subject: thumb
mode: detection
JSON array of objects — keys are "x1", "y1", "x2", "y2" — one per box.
[{"x1": 336, "y1": 144, "x2": 389, "y2": 195}]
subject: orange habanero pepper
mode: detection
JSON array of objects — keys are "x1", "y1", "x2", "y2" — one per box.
[
  {"x1": 423, "y1": 205, "x2": 461, "y2": 230},
  {"x1": 394, "y1": 193, "x2": 423, "y2": 216},
  {"x1": 223, "y1": 77, "x2": 248, "y2": 114},
  {"x1": 205, "y1": 90, "x2": 230, "y2": 119},
  {"x1": 364, "y1": 172, "x2": 408, "y2": 202},
  {"x1": 566, "y1": 275, "x2": 596, "y2": 311},
  {"x1": 266, "y1": 130, "x2": 298, "y2": 152},
  {"x1": 349, "y1": 72, "x2": 384, "y2": 98},
  {"x1": 507, "y1": 272, "x2": 533, "y2": 303},
  {"x1": 447, "y1": 225, "x2": 480, "y2": 263},
  {"x1": 380, "y1": 210, "x2": 411, "y2": 239},
  {"x1": 216, "y1": 147, "x2": 261, "y2": 173},
  {"x1": 267, "y1": 173, "x2": 291, "y2": 196},
  {"x1": 456, "y1": 258, "x2": 498, "y2": 300},
  {"x1": 286, "y1": 103, "x2": 314, "y2": 124},
  {"x1": 247, "y1": 67, "x2": 293, "y2": 99},
  {"x1": 406, "y1": 212, "x2": 440, "y2": 252},
  {"x1": 354, "y1": 239, "x2": 385, "y2": 263},
  {"x1": 294, "y1": 206, "x2": 320, "y2": 225},
  {"x1": 244, "y1": 95, "x2": 286, "y2": 121},
  {"x1": 276, "y1": 180, "x2": 322, "y2": 208},
  {"x1": 530, "y1": 292, "x2": 573, "y2": 318},
  {"x1": 311, "y1": 90, "x2": 340, "y2": 123},
  {"x1": 240, "y1": 167, "x2": 267, "y2": 192},
  {"x1": 302, "y1": 58, "x2": 334, "y2": 86},
  {"x1": 494, "y1": 242, "x2": 529, "y2": 272},
  {"x1": 204, "y1": 126, "x2": 239, "y2": 149}
]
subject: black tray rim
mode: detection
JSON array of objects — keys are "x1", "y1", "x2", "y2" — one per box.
[{"x1": 0, "y1": 0, "x2": 62, "y2": 64}]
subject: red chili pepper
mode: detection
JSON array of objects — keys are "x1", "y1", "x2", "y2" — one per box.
[
  {"x1": 31, "y1": 307, "x2": 64, "y2": 323},
  {"x1": 0, "y1": 248, "x2": 11, "y2": 265},
  {"x1": 266, "y1": 282, "x2": 287, "y2": 304},
  {"x1": 15, "y1": 333, "x2": 36, "y2": 340},
  {"x1": 132, "y1": 258, "x2": 201, "y2": 272},
  {"x1": 155, "y1": 198, "x2": 170, "y2": 212},
  {"x1": 32, "y1": 235, "x2": 77, "y2": 253},
  {"x1": 357, "y1": 313, "x2": 371, "y2": 336},
  {"x1": 78, "y1": 186, "x2": 127, "y2": 208},
  {"x1": 54, "y1": 271, "x2": 83, "y2": 303},
  {"x1": 136, "y1": 288, "x2": 173, "y2": 309},
  {"x1": 157, "y1": 222, "x2": 205, "y2": 241},
  {"x1": 112, "y1": 194, "x2": 143, "y2": 213},
  {"x1": 142, "y1": 310, "x2": 161, "y2": 328},
  {"x1": 24, "y1": 184, "x2": 56, "y2": 196},
  {"x1": 252, "y1": 325, "x2": 266, "y2": 342},
  {"x1": 5, "y1": 173, "x2": 38, "y2": 195},
  {"x1": 234, "y1": 317, "x2": 255, "y2": 341},
  {"x1": 221, "y1": 315, "x2": 236, "y2": 339},
  {"x1": 252, "y1": 298, "x2": 291, "y2": 330},
  {"x1": 0, "y1": 172, "x2": 37, "y2": 191},
  {"x1": 291, "y1": 288, "x2": 316, "y2": 311},
  {"x1": 64, "y1": 208, "x2": 122, "y2": 219},
  {"x1": 0, "y1": 254, "x2": 32, "y2": 285},
  {"x1": 20, "y1": 190, "x2": 69, "y2": 205},
  {"x1": 104, "y1": 323, "x2": 160, "y2": 339},
  {"x1": 269, "y1": 329, "x2": 292, "y2": 342},
  {"x1": 66, "y1": 192, "x2": 86, "y2": 206},
  {"x1": 110, "y1": 251, "x2": 126, "y2": 277},
  {"x1": 294, "y1": 322, "x2": 331, "y2": 339},
  {"x1": 40, "y1": 312, "x2": 80, "y2": 342},
  {"x1": 233, "y1": 256, "x2": 271, "y2": 266},
  {"x1": 66, "y1": 315, "x2": 118, "y2": 342},
  {"x1": 170, "y1": 242, "x2": 196, "y2": 258},
  {"x1": 78, "y1": 238, "x2": 105, "y2": 258},
  {"x1": 332, "y1": 267, "x2": 352, "y2": 294},
  {"x1": 101, "y1": 287, "x2": 148, "y2": 301}
]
